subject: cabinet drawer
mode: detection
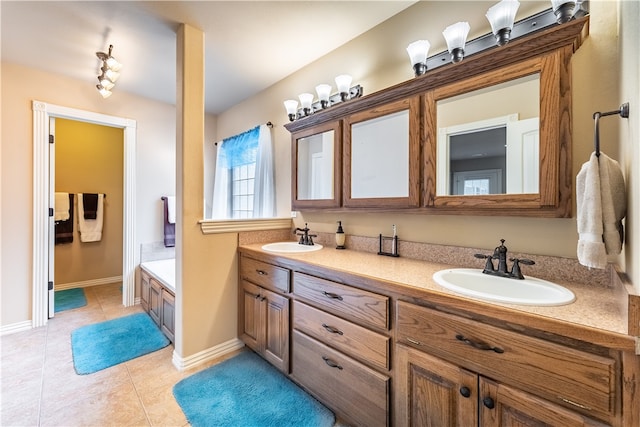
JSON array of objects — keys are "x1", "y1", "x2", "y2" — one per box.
[
  {"x1": 396, "y1": 301, "x2": 616, "y2": 419},
  {"x1": 291, "y1": 330, "x2": 389, "y2": 427},
  {"x1": 241, "y1": 256, "x2": 290, "y2": 293},
  {"x1": 293, "y1": 272, "x2": 389, "y2": 330},
  {"x1": 293, "y1": 301, "x2": 390, "y2": 371}
]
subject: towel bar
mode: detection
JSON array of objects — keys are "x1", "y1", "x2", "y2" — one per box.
[{"x1": 593, "y1": 102, "x2": 629, "y2": 157}]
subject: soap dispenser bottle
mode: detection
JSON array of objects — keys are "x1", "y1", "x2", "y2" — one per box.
[{"x1": 335, "y1": 221, "x2": 346, "y2": 249}]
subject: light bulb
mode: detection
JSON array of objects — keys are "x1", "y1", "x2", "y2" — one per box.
[
  {"x1": 406, "y1": 40, "x2": 430, "y2": 76},
  {"x1": 315, "y1": 84, "x2": 332, "y2": 108},
  {"x1": 335, "y1": 74, "x2": 352, "y2": 101},
  {"x1": 284, "y1": 99, "x2": 298, "y2": 121},
  {"x1": 486, "y1": 0, "x2": 520, "y2": 46},
  {"x1": 298, "y1": 93, "x2": 314, "y2": 116},
  {"x1": 442, "y1": 22, "x2": 470, "y2": 63}
]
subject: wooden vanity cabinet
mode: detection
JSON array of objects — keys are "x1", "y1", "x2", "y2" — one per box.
[
  {"x1": 395, "y1": 301, "x2": 617, "y2": 426},
  {"x1": 140, "y1": 273, "x2": 175, "y2": 343},
  {"x1": 239, "y1": 255, "x2": 291, "y2": 373},
  {"x1": 396, "y1": 344, "x2": 608, "y2": 427},
  {"x1": 290, "y1": 272, "x2": 391, "y2": 427}
]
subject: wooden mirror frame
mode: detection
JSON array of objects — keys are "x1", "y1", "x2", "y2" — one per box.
[
  {"x1": 424, "y1": 51, "x2": 571, "y2": 217},
  {"x1": 343, "y1": 96, "x2": 421, "y2": 208},
  {"x1": 284, "y1": 16, "x2": 588, "y2": 217},
  {"x1": 291, "y1": 121, "x2": 342, "y2": 210}
]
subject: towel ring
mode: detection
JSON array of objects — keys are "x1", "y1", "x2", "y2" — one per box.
[{"x1": 593, "y1": 102, "x2": 629, "y2": 157}]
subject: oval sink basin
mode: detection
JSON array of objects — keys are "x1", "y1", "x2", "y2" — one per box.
[
  {"x1": 433, "y1": 268, "x2": 575, "y2": 306},
  {"x1": 261, "y1": 242, "x2": 323, "y2": 253}
]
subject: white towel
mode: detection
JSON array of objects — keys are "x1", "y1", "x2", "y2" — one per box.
[
  {"x1": 167, "y1": 196, "x2": 176, "y2": 224},
  {"x1": 77, "y1": 193, "x2": 104, "y2": 242},
  {"x1": 54, "y1": 192, "x2": 70, "y2": 221},
  {"x1": 576, "y1": 152, "x2": 626, "y2": 269}
]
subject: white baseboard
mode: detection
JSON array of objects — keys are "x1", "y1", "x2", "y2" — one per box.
[
  {"x1": 56, "y1": 276, "x2": 123, "y2": 291},
  {"x1": 1, "y1": 320, "x2": 33, "y2": 336},
  {"x1": 172, "y1": 338, "x2": 245, "y2": 371}
]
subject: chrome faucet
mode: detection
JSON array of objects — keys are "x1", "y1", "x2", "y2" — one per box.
[
  {"x1": 294, "y1": 223, "x2": 317, "y2": 246},
  {"x1": 474, "y1": 239, "x2": 535, "y2": 280}
]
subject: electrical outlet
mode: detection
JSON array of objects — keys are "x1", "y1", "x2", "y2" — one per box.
[{"x1": 290, "y1": 211, "x2": 297, "y2": 218}]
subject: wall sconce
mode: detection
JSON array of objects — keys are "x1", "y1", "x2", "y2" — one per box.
[
  {"x1": 335, "y1": 75, "x2": 353, "y2": 101},
  {"x1": 315, "y1": 84, "x2": 332, "y2": 109},
  {"x1": 486, "y1": 0, "x2": 520, "y2": 46},
  {"x1": 442, "y1": 22, "x2": 471, "y2": 63},
  {"x1": 95, "y1": 44, "x2": 122, "y2": 98},
  {"x1": 406, "y1": 40, "x2": 430, "y2": 76},
  {"x1": 284, "y1": 100, "x2": 299, "y2": 122},
  {"x1": 551, "y1": 0, "x2": 576, "y2": 23}
]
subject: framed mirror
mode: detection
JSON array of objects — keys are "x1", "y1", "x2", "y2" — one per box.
[
  {"x1": 292, "y1": 121, "x2": 342, "y2": 209},
  {"x1": 424, "y1": 53, "x2": 572, "y2": 217},
  {"x1": 343, "y1": 97, "x2": 420, "y2": 208}
]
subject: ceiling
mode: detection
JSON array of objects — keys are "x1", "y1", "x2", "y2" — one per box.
[{"x1": 1, "y1": 1, "x2": 417, "y2": 114}]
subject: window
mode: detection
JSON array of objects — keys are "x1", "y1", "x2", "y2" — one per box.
[
  {"x1": 231, "y1": 163, "x2": 255, "y2": 219},
  {"x1": 211, "y1": 124, "x2": 275, "y2": 219}
]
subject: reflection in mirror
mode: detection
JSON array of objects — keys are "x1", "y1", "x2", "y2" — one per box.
[
  {"x1": 351, "y1": 110, "x2": 409, "y2": 199},
  {"x1": 437, "y1": 74, "x2": 539, "y2": 196},
  {"x1": 296, "y1": 130, "x2": 334, "y2": 200}
]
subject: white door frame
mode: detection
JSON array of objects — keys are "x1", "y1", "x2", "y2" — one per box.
[{"x1": 32, "y1": 100, "x2": 137, "y2": 327}]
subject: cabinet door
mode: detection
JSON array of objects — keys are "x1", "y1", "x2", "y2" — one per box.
[
  {"x1": 140, "y1": 272, "x2": 150, "y2": 312},
  {"x1": 160, "y1": 290, "x2": 175, "y2": 343},
  {"x1": 148, "y1": 279, "x2": 162, "y2": 326},
  {"x1": 480, "y1": 378, "x2": 609, "y2": 427},
  {"x1": 262, "y1": 288, "x2": 290, "y2": 373},
  {"x1": 241, "y1": 281, "x2": 263, "y2": 353},
  {"x1": 395, "y1": 344, "x2": 477, "y2": 427}
]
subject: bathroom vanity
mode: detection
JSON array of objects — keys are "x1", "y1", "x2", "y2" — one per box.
[
  {"x1": 238, "y1": 244, "x2": 639, "y2": 427},
  {"x1": 140, "y1": 261, "x2": 176, "y2": 343}
]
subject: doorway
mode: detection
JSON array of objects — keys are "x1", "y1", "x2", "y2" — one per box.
[{"x1": 32, "y1": 101, "x2": 137, "y2": 327}]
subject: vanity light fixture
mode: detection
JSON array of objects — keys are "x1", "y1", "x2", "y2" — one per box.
[
  {"x1": 95, "y1": 44, "x2": 122, "y2": 98},
  {"x1": 442, "y1": 22, "x2": 471, "y2": 63},
  {"x1": 298, "y1": 93, "x2": 314, "y2": 116},
  {"x1": 550, "y1": 0, "x2": 576, "y2": 23},
  {"x1": 315, "y1": 84, "x2": 332, "y2": 109},
  {"x1": 486, "y1": 0, "x2": 520, "y2": 46},
  {"x1": 335, "y1": 74, "x2": 353, "y2": 101},
  {"x1": 406, "y1": 39, "x2": 430, "y2": 76},
  {"x1": 284, "y1": 100, "x2": 299, "y2": 122},
  {"x1": 283, "y1": 81, "x2": 363, "y2": 122}
]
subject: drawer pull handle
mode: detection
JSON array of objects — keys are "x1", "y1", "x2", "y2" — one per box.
[
  {"x1": 322, "y1": 356, "x2": 343, "y2": 370},
  {"x1": 406, "y1": 337, "x2": 422, "y2": 346},
  {"x1": 256, "y1": 269, "x2": 268, "y2": 275},
  {"x1": 322, "y1": 291, "x2": 343, "y2": 301},
  {"x1": 455, "y1": 334, "x2": 504, "y2": 354},
  {"x1": 560, "y1": 398, "x2": 591, "y2": 410},
  {"x1": 254, "y1": 294, "x2": 261, "y2": 300},
  {"x1": 322, "y1": 324, "x2": 344, "y2": 335},
  {"x1": 459, "y1": 387, "x2": 471, "y2": 398}
]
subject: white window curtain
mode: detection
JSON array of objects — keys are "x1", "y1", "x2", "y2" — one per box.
[{"x1": 211, "y1": 124, "x2": 275, "y2": 219}]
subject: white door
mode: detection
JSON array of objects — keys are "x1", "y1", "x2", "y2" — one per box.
[{"x1": 506, "y1": 117, "x2": 539, "y2": 194}]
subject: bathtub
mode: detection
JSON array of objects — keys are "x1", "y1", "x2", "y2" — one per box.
[{"x1": 140, "y1": 258, "x2": 175, "y2": 293}]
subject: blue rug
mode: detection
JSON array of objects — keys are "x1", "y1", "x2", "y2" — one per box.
[
  {"x1": 173, "y1": 351, "x2": 335, "y2": 427},
  {"x1": 55, "y1": 288, "x2": 87, "y2": 312},
  {"x1": 71, "y1": 312, "x2": 170, "y2": 375}
]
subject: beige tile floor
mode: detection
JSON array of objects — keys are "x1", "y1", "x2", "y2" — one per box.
[{"x1": 1, "y1": 283, "x2": 240, "y2": 427}]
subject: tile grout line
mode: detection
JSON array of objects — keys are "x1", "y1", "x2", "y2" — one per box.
[{"x1": 37, "y1": 320, "x2": 50, "y2": 427}]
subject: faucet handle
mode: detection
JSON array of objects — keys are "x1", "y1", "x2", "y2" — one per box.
[
  {"x1": 475, "y1": 253, "x2": 495, "y2": 273},
  {"x1": 509, "y1": 258, "x2": 535, "y2": 280}
]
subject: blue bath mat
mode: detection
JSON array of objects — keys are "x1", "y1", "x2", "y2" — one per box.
[
  {"x1": 71, "y1": 312, "x2": 170, "y2": 375},
  {"x1": 55, "y1": 288, "x2": 87, "y2": 312},
  {"x1": 173, "y1": 351, "x2": 335, "y2": 427}
]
